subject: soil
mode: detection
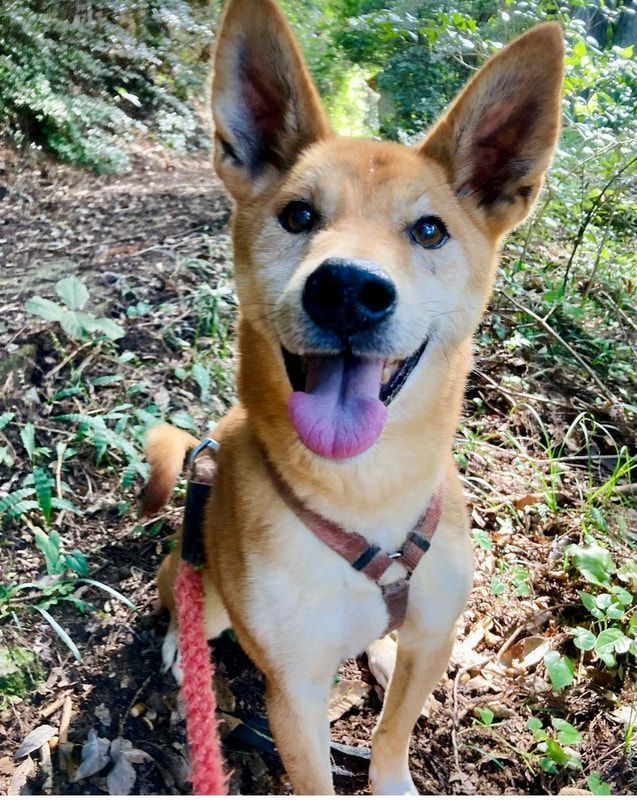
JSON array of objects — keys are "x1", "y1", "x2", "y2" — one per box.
[{"x1": 0, "y1": 146, "x2": 635, "y2": 796}]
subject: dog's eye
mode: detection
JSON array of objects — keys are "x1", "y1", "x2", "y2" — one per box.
[
  {"x1": 410, "y1": 216, "x2": 448, "y2": 249},
  {"x1": 278, "y1": 201, "x2": 318, "y2": 234}
]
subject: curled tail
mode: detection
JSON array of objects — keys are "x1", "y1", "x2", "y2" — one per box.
[{"x1": 142, "y1": 425, "x2": 199, "y2": 516}]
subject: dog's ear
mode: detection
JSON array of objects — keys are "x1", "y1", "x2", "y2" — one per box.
[
  {"x1": 421, "y1": 23, "x2": 563, "y2": 233},
  {"x1": 211, "y1": 0, "x2": 330, "y2": 200}
]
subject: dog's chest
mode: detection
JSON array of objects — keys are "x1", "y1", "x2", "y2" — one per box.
[{"x1": 243, "y1": 510, "x2": 390, "y2": 662}]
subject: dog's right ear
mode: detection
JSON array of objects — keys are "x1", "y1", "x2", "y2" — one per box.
[{"x1": 211, "y1": 0, "x2": 330, "y2": 200}]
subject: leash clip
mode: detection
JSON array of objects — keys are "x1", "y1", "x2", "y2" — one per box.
[
  {"x1": 388, "y1": 550, "x2": 403, "y2": 560},
  {"x1": 188, "y1": 437, "x2": 219, "y2": 472}
]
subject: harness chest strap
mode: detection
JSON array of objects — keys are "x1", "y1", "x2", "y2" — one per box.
[
  {"x1": 263, "y1": 453, "x2": 443, "y2": 634},
  {"x1": 182, "y1": 438, "x2": 443, "y2": 634}
]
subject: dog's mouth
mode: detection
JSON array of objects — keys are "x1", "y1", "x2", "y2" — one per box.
[{"x1": 282, "y1": 338, "x2": 429, "y2": 460}]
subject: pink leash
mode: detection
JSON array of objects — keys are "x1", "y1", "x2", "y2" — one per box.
[{"x1": 175, "y1": 561, "x2": 228, "y2": 795}]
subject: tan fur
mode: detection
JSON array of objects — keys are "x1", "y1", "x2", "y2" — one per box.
[{"x1": 148, "y1": 2, "x2": 563, "y2": 793}]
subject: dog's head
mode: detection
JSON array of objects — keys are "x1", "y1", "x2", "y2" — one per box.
[{"x1": 212, "y1": 0, "x2": 563, "y2": 461}]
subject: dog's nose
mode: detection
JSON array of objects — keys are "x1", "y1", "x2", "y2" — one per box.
[{"x1": 303, "y1": 260, "x2": 397, "y2": 336}]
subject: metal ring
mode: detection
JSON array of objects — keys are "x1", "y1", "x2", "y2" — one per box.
[{"x1": 188, "y1": 437, "x2": 219, "y2": 468}]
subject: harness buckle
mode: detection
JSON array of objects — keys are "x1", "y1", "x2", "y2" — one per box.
[{"x1": 388, "y1": 550, "x2": 403, "y2": 560}]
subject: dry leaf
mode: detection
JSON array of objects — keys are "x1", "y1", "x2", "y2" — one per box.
[
  {"x1": 366, "y1": 635, "x2": 397, "y2": 690},
  {"x1": 9, "y1": 755, "x2": 35, "y2": 795},
  {"x1": 106, "y1": 738, "x2": 153, "y2": 795},
  {"x1": 328, "y1": 679, "x2": 370, "y2": 722},
  {"x1": 14, "y1": 724, "x2": 57, "y2": 759},
  {"x1": 366, "y1": 635, "x2": 442, "y2": 717},
  {"x1": 499, "y1": 636, "x2": 550, "y2": 670},
  {"x1": 94, "y1": 703, "x2": 112, "y2": 727},
  {"x1": 513, "y1": 494, "x2": 542, "y2": 510},
  {"x1": 610, "y1": 706, "x2": 635, "y2": 726},
  {"x1": 107, "y1": 752, "x2": 137, "y2": 795},
  {"x1": 74, "y1": 729, "x2": 111, "y2": 781}
]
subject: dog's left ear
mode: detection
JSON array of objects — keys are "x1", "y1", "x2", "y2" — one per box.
[
  {"x1": 211, "y1": 0, "x2": 331, "y2": 200},
  {"x1": 421, "y1": 23, "x2": 563, "y2": 233}
]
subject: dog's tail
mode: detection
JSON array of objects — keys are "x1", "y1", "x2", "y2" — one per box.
[{"x1": 143, "y1": 425, "x2": 199, "y2": 516}]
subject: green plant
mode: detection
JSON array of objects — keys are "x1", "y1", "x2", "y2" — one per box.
[
  {"x1": 526, "y1": 716, "x2": 583, "y2": 774},
  {"x1": 0, "y1": 0, "x2": 213, "y2": 171},
  {"x1": 0, "y1": 528, "x2": 135, "y2": 662},
  {"x1": 26, "y1": 276, "x2": 124, "y2": 341},
  {"x1": 566, "y1": 541, "x2": 636, "y2": 668}
]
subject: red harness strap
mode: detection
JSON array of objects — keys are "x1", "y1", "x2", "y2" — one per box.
[{"x1": 262, "y1": 454, "x2": 443, "y2": 633}]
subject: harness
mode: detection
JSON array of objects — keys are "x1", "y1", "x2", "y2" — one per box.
[
  {"x1": 175, "y1": 436, "x2": 443, "y2": 793},
  {"x1": 183, "y1": 437, "x2": 443, "y2": 633}
]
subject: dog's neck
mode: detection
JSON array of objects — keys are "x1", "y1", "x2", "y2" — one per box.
[{"x1": 237, "y1": 319, "x2": 469, "y2": 538}]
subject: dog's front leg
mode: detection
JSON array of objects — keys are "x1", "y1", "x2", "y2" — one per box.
[
  {"x1": 369, "y1": 626, "x2": 456, "y2": 795},
  {"x1": 265, "y1": 673, "x2": 334, "y2": 794}
]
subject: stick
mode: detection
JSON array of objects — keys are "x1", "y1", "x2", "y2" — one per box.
[
  {"x1": 501, "y1": 291, "x2": 619, "y2": 404},
  {"x1": 40, "y1": 694, "x2": 68, "y2": 720},
  {"x1": 39, "y1": 741, "x2": 53, "y2": 792},
  {"x1": 58, "y1": 696, "x2": 73, "y2": 772}
]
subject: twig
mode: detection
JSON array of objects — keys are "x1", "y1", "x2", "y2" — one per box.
[
  {"x1": 614, "y1": 483, "x2": 637, "y2": 497},
  {"x1": 501, "y1": 291, "x2": 619, "y2": 404},
  {"x1": 39, "y1": 741, "x2": 53, "y2": 792},
  {"x1": 44, "y1": 341, "x2": 93, "y2": 381},
  {"x1": 562, "y1": 153, "x2": 637, "y2": 294},
  {"x1": 473, "y1": 368, "x2": 569, "y2": 408},
  {"x1": 119, "y1": 675, "x2": 152, "y2": 737},
  {"x1": 58, "y1": 695, "x2": 73, "y2": 772},
  {"x1": 40, "y1": 693, "x2": 69, "y2": 720},
  {"x1": 599, "y1": 290, "x2": 637, "y2": 335}
]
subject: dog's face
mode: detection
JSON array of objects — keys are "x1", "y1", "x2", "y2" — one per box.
[{"x1": 212, "y1": 0, "x2": 563, "y2": 461}]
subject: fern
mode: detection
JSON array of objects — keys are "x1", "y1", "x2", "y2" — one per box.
[
  {"x1": 32, "y1": 466, "x2": 53, "y2": 525},
  {"x1": 0, "y1": 487, "x2": 36, "y2": 517}
]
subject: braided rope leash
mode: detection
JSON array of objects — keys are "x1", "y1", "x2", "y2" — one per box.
[{"x1": 175, "y1": 560, "x2": 228, "y2": 795}]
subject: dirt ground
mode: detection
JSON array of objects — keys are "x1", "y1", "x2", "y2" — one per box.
[{"x1": 0, "y1": 147, "x2": 635, "y2": 795}]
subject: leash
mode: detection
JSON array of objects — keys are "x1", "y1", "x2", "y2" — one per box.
[{"x1": 173, "y1": 437, "x2": 229, "y2": 795}]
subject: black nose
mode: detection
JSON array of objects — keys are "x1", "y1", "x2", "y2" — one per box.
[{"x1": 302, "y1": 260, "x2": 397, "y2": 336}]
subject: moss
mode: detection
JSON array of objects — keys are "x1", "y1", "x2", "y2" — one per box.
[{"x1": 0, "y1": 647, "x2": 42, "y2": 703}]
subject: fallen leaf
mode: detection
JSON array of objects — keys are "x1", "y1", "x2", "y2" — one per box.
[
  {"x1": 610, "y1": 706, "x2": 635, "y2": 726},
  {"x1": 74, "y1": 729, "x2": 111, "y2": 781},
  {"x1": 94, "y1": 703, "x2": 112, "y2": 727},
  {"x1": 514, "y1": 494, "x2": 542, "y2": 510},
  {"x1": 366, "y1": 635, "x2": 397, "y2": 690},
  {"x1": 106, "y1": 738, "x2": 153, "y2": 795},
  {"x1": 9, "y1": 755, "x2": 35, "y2": 794},
  {"x1": 330, "y1": 742, "x2": 371, "y2": 761},
  {"x1": 499, "y1": 636, "x2": 550, "y2": 670},
  {"x1": 107, "y1": 751, "x2": 137, "y2": 795},
  {"x1": 110, "y1": 737, "x2": 153, "y2": 764},
  {"x1": 14, "y1": 724, "x2": 57, "y2": 759},
  {"x1": 328, "y1": 679, "x2": 370, "y2": 722}
]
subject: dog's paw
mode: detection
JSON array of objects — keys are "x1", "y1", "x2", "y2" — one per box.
[
  {"x1": 370, "y1": 767, "x2": 418, "y2": 796},
  {"x1": 161, "y1": 629, "x2": 183, "y2": 684}
]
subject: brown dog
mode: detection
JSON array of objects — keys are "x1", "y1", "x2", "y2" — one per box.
[{"x1": 145, "y1": 1, "x2": 563, "y2": 793}]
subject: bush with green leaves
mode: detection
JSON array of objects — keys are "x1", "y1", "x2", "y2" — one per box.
[{"x1": 0, "y1": 0, "x2": 213, "y2": 171}]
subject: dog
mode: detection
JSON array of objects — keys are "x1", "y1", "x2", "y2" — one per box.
[{"x1": 143, "y1": 0, "x2": 563, "y2": 793}]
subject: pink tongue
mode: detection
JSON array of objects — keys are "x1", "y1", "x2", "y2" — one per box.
[{"x1": 288, "y1": 354, "x2": 387, "y2": 460}]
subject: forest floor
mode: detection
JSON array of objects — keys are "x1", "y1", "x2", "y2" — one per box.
[{"x1": 0, "y1": 147, "x2": 635, "y2": 796}]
